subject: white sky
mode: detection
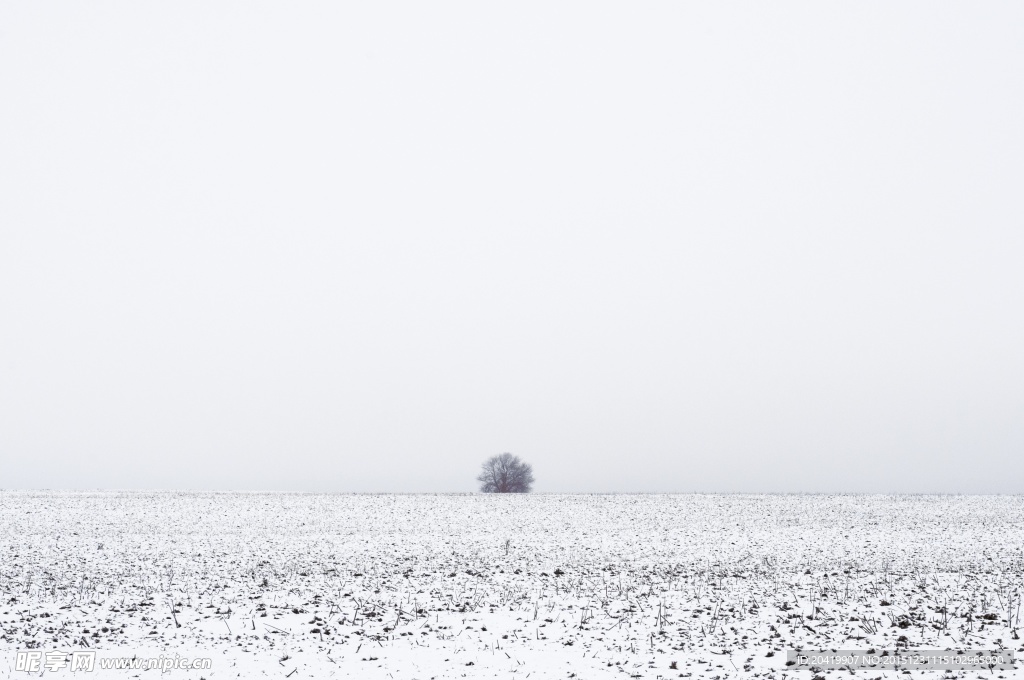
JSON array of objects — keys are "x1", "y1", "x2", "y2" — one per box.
[{"x1": 1, "y1": 2, "x2": 1022, "y2": 492}]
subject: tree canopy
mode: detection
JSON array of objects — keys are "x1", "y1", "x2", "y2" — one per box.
[{"x1": 477, "y1": 453, "x2": 534, "y2": 493}]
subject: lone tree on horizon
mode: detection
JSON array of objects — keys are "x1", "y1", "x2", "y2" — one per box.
[{"x1": 477, "y1": 452, "x2": 534, "y2": 493}]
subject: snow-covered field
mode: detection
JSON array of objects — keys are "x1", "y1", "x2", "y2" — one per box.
[{"x1": 1, "y1": 492, "x2": 1022, "y2": 679}]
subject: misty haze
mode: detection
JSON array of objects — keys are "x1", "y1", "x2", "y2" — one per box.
[{"x1": 1, "y1": 2, "x2": 1021, "y2": 678}]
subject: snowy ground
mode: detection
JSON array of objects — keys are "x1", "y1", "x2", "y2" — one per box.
[{"x1": 1, "y1": 492, "x2": 1022, "y2": 679}]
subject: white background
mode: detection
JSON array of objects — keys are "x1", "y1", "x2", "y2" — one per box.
[{"x1": 1, "y1": 2, "x2": 1022, "y2": 491}]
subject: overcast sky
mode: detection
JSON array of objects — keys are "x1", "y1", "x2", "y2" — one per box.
[{"x1": 1, "y1": 2, "x2": 1022, "y2": 493}]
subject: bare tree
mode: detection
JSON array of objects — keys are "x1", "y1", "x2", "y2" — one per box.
[{"x1": 477, "y1": 453, "x2": 534, "y2": 493}]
